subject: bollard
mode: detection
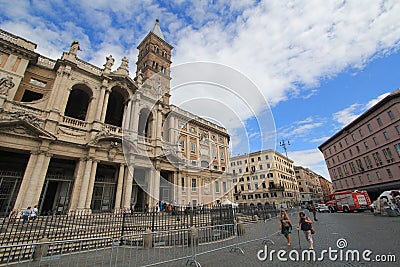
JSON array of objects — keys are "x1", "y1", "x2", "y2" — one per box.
[
  {"x1": 33, "y1": 237, "x2": 50, "y2": 261},
  {"x1": 236, "y1": 218, "x2": 245, "y2": 236},
  {"x1": 188, "y1": 226, "x2": 199, "y2": 247},
  {"x1": 143, "y1": 228, "x2": 153, "y2": 249}
]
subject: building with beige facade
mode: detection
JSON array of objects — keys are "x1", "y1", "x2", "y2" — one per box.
[
  {"x1": 294, "y1": 166, "x2": 324, "y2": 204},
  {"x1": 318, "y1": 89, "x2": 400, "y2": 200},
  {"x1": 0, "y1": 21, "x2": 231, "y2": 215},
  {"x1": 230, "y1": 150, "x2": 299, "y2": 208}
]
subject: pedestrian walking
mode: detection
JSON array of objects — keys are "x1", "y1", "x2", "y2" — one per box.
[
  {"x1": 310, "y1": 204, "x2": 318, "y2": 221},
  {"x1": 298, "y1": 211, "x2": 314, "y2": 250},
  {"x1": 130, "y1": 203, "x2": 135, "y2": 215},
  {"x1": 22, "y1": 207, "x2": 31, "y2": 226},
  {"x1": 30, "y1": 205, "x2": 38, "y2": 222},
  {"x1": 279, "y1": 209, "x2": 292, "y2": 247}
]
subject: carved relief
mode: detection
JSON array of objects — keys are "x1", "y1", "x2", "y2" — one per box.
[{"x1": 0, "y1": 76, "x2": 15, "y2": 96}]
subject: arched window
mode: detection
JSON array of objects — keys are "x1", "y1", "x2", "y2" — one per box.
[
  {"x1": 104, "y1": 90, "x2": 124, "y2": 127},
  {"x1": 64, "y1": 85, "x2": 91, "y2": 120},
  {"x1": 138, "y1": 108, "x2": 153, "y2": 138}
]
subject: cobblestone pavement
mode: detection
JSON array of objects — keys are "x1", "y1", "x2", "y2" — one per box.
[{"x1": 174, "y1": 210, "x2": 399, "y2": 267}]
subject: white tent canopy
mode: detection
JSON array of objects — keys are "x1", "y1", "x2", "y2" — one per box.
[{"x1": 221, "y1": 199, "x2": 239, "y2": 207}]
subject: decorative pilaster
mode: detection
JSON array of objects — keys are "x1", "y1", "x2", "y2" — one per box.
[
  {"x1": 13, "y1": 151, "x2": 38, "y2": 210},
  {"x1": 123, "y1": 167, "x2": 134, "y2": 210},
  {"x1": 69, "y1": 158, "x2": 86, "y2": 211},
  {"x1": 114, "y1": 163, "x2": 125, "y2": 211},
  {"x1": 77, "y1": 158, "x2": 93, "y2": 210},
  {"x1": 84, "y1": 160, "x2": 99, "y2": 209},
  {"x1": 100, "y1": 88, "x2": 111, "y2": 122}
]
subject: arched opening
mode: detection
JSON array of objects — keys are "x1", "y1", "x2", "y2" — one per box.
[
  {"x1": 104, "y1": 90, "x2": 125, "y2": 127},
  {"x1": 64, "y1": 85, "x2": 91, "y2": 120},
  {"x1": 138, "y1": 108, "x2": 153, "y2": 138}
]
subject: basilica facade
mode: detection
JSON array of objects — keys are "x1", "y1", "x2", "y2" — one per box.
[{"x1": 0, "y1": 21, "x2": 231, "y2": 215}]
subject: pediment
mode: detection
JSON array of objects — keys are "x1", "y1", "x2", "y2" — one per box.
[{"x1": 0, "y1": 119, "x2": 56, "y2": 140}]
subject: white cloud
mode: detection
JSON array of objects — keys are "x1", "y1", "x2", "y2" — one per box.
[
  {"x1": 333, "y1": 92, "x2": 391, "y2": 127},
  {"x1": 1, "y1": 0, "x2": 400, "y2": 157},
  {"x1": 287, "y1": 149, "x2": 329, "y2": 179}
]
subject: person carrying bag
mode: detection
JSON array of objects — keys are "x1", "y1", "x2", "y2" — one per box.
[{"x1": 297, "y1": 211, "x2": 314, "y2": 250}]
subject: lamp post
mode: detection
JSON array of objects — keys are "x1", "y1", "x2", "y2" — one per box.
[{"x1": 279, "y1": 138, "x2": 297, "y2": 208}]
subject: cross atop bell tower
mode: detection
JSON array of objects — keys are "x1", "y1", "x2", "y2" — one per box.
[{"x1": 136, "y1": 19, "x2": 173, "y2": 104}]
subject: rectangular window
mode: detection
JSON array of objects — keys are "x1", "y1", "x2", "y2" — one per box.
[
  {"x1": 359, "y1": 176, "x2": 363, "y2": 185},
  {"x1": 382, "y1": 148, "x2": 394, "y2": 162},
  {"x1": 223, "y1": 182, "x2": 227, "y2": 193},
  {"x1": 372, "y1": 152, "x2": 383, "y2": 166},
  {"x1": 260, "y1": 174, "x2": 265, "y2": 179},
  {"x1": 251, "y1": 158, "x2": 254, "y2": 163},
  {"x1": 215, "y1": 181, "x2": 220, "y2": 193},
  {"x1": 356, "y1": 146, "x2": 360, "y2": 153},
  {"x1": 377, "y1": 118, "x2": 383, "y2": 126},
  {"x1": 367, "y1": 124, "x2": 373, "y2": 132},
  {"x1": 255, "y1": 183, "x2": 259, "y2": 189},
  {"x1": 367, "y1": 174, "x2": 372, "y2": 182},
  {"x1": 238, "y1": 168, "x2": 242, "y2": 173},
  {"x1": 259, "y1": 164, "x2": 263, "y2": 170},
  {"x1": 396, "y1": 125, "x2": 400, "y2": 135},
  {"x1": 351, "y1": 134, "x2": 356, "y2": 141},
  {"x1": 349, "y1": 162, "x2": 357, "y2": 174},
  {"x1": 191, "y1": 178, "x2": 197, "y2": 191},
  {"x1": 349, "y1": 149, "x2": 353, "y2": 156},
  {"x1": 258, "y1": 156, "x2": 261, "y2": 161},
  {"x1": 343, "y1": 164, "x2": 349, "y2": 175},
  {"x1": 182, "y1": 177, "x2": 185, "y2": 191},
  {"x1": 337, "y1": 167, "x2": 343, "y2": 178},
  {"x1": 364, "y1": 141, "x2": 368, "y2": 149},
  {"x1": 190, "y1": 142, "x2": 196, "y2": 153},
  {"x1": 247, "y1": 184, "x2": 251, "y2": 190},
  {"x1": 345, "y1": 137, "x2": 349, "y2": 145},
  {"x1": 351, "y1": 177, "x2": 355, "y2": 185},
  {"x1": 387, "y1": 169, "x2": 393, "y2": 178},
  {"x1": 383, "y1": 132, "x2": 390, "y2": 140},
  {"x1": 359, "y1": 129, "x2": 364, "y2": 137},
  {"x1": 265, "y1": 155, "x2": 269, "y2": 160},
  {"x1": 388, "y1": 110, "x2": 395, "y2": 119},
  {"x1": 376, "y1": 171, "x2": 381, "y2": 180},
  {"x1": 29, "y1": 77, "x2": 47, "y2": 87},
  {"x1": 356, "y1": 159, "x2": 364, "y2": 172},
  {"x1": 395, "y1": 144, "x2": 400, "y2": 157},
  {"x1": 373, "y1": 137, "x2": 378, "y2": 145}
]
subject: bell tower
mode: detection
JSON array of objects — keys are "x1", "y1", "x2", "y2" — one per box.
[{"x1": 136, "y1": 19, "x2": 173, "y2": 104}]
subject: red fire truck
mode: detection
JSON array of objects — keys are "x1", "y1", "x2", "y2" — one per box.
[{"x1": 327, "y1": 190, "x2": 371, "y2": 212}]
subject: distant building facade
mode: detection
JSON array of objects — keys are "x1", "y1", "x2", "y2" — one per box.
[
  {"x1": 294, "y1": 166, "x2": 323, "y2": 203},
  {"x1": 0, "y1": 21, "x2": 231, "y2": 215},
  {"x1": 230, "y1": 150, "x2": 299, "y2": 208},
  {"x1": 319, "y1": 90, "x2": 400, "y2": 199},
  {"x1": 318, "y1": 176, "x2": 333, "y2": 202}
]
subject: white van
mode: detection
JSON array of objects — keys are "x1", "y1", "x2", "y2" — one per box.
[{"x1": 373, "y1": 190, "x2": 400, "y2": 216}]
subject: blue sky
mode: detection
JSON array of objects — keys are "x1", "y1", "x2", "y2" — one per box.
[{"x1": 1, "y1": 0, "x2": 400, "y2": 180}]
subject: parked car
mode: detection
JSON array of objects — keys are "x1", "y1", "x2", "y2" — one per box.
[{"x1": 316, "y1": 204, "x2": 330, "y2": 213}]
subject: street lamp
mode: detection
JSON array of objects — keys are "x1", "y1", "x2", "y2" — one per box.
[{"x1": 279, "y1": 138, "x2": 297, "y2": 207}]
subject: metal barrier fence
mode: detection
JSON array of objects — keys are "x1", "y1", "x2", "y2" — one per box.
[
  {"x1": 0, "y1": 207, "x2": 285, "y2": 266},
  {"x1": 1, "y1": 206, "x2": 277, "y2": 248}
]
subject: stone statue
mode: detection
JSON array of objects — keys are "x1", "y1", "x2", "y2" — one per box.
[
  {"x1": 69, "y1": 40, "x2": 81, "y2": 55},
  {"x1": 104, "y1": 55, "x2": 115, "y2": 70},
  {"x1": 0, "y1": 76, "x2": 15, "y2": 96},
  {"x1": 115, "y1": 56, "x2": 129, "y2": 75}
]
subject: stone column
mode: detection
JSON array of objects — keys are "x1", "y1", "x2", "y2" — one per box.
[
  {"x1": 95, "y1": 84, "x2": 107, "y2": 121},
  {"x1": 13, "y1": 151, "x2": 38, "y2": 210},
  {"x1": 21, "y1": 152, "x2": 51, "y2": 208},
  {"x1": 77, "y1": 158, "x2": 93, "y2": 210},
  {"x1": 177, "y1": 171, "x2": 183, "y2": 206},
  {"x1": 156, "y1": 106, "x2": 163, "y2": 140},
  {"x1": 84, "y1": 160, "x2": 99, "y2": 210},
  {"x1": 169, "y1": 115, "x2": 175, "y2": 144},
  {"x1": 100, "y1": 89, "x2": 111, "y2": 122},
  {"x1": 31, "y1": 153, "x2": 52, "y2": 207},
  {"x1": 114, "y1": 163, "x2": 125, "y2": 211},
  {"x1": 123, "y1": 100, "x2": 132, "y2": 130},
  {"x1": 149, "y1": 168, "x2": 161, "y2": 207},
  {"x1": 123, "y1": 166, "x2": 134, "y2": 209},
  {"x1": 69, "y1": 158, "x2": 86, "y2": 211}
]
